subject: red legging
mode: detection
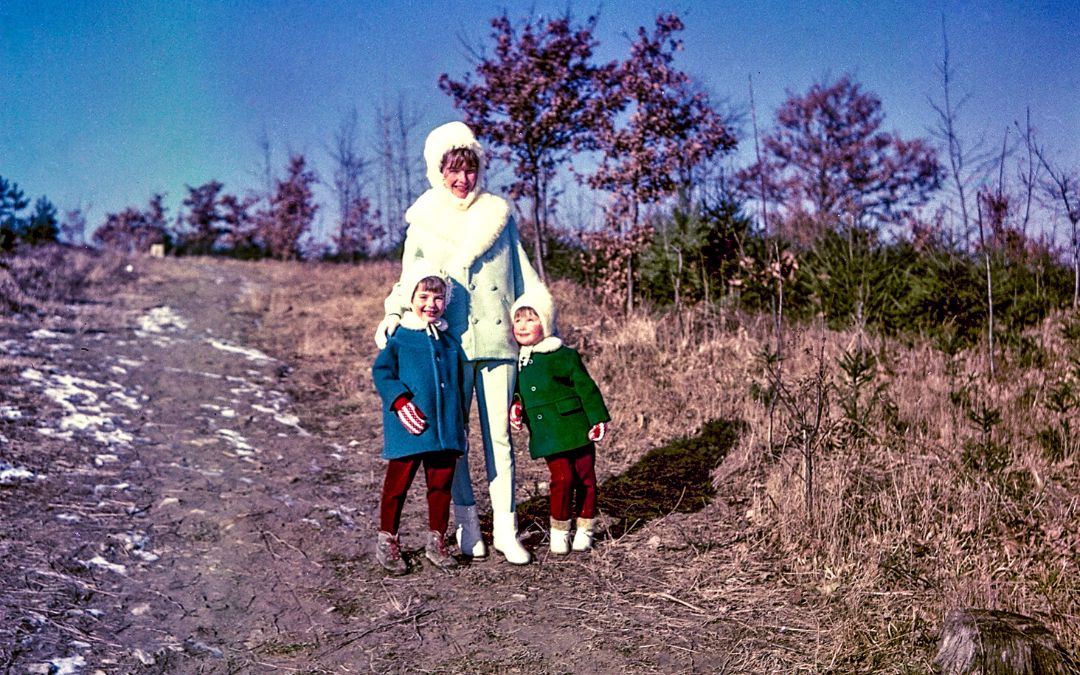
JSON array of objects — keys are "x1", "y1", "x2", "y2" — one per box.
[
  {"x1": 544, "y1": 444, "x2": 597, "y2": 521},
  {"x1": 379, "y1": 451, "x2": 456, "y2": 535}
]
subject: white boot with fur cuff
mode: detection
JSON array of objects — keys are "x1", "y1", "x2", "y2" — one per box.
[
  {"x1": 549, "y1": 518, "x2": 572, "y2": 555},
  {"x1": 454, "y1": 504, "x2": 487, "y2": 559},
  {"x1": 492, "y1": 512, "x2": 531, "y2": 565},
  {"x1": 572, "y1": 517, "x2": 595, "y2": 552}
]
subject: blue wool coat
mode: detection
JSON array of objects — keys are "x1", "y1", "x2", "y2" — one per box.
[{"x1": 372, "y1": 325, "x2": 468, "y2": 460}]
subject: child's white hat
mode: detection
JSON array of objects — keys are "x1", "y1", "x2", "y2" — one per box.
[
  {"x1": 401, "y1": 262, "x2": 453, "y2": 306},
  {"x1": 511, "y1": 287, "x2": 556, "y2": 337}
]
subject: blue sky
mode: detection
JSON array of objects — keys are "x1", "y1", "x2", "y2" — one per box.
[{"x1": 3, "y1": 1, "x2": 1078, "y2": 238}]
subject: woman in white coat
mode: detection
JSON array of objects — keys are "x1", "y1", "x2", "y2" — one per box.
[{"x1": 374, "y1": 121, "x2": 546, "y2": 564}]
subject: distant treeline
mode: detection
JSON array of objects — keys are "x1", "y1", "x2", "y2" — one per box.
[{"x1": 4, "y1": 11, "x2": 1077, "y2": 346}]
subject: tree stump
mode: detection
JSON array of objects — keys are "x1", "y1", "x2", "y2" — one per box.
[{"x1": 935, "y1": 608, "x2": 1079, "y2": 675}]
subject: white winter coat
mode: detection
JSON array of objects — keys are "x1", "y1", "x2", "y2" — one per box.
[{"x1": 383, "y1": 122, "x2": 545, "y2": 361}]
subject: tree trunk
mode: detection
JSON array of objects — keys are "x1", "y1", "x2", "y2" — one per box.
[
  {"x1": 1072, "y1": 221, "x2": 1079, "y2": 308},
  {"x1": 531, "y1": 178, "x2": 547, "y2": 283},
  {"x1": 626, "y1": 199, "x2": 639, "y2": 315},
  {"x1": 976, "y1": 200, "x2": 996, "y2": 380},
  {"x1": 935, "y1": 608, "x2": 1078, "y2": 675}
]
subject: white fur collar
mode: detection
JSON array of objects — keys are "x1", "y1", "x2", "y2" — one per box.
[
  {"x1": 400, "y1": 312, "x2": 448, "y2": 336},
  {"x1": 518, "y1": 336, "x2": 563, "y2": 369},
  {"x1": 404, "y1": 189, "x2": 509, "y2": 269}
]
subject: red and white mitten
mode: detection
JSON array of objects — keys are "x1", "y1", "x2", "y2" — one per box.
[
  {"x1": 587, "y1": 421, "x2": 607, "y2": 442},
  {"x1": 509, "y1": 399, "x2": 524, "y2": 431},
  {"x1": 396, "y1": 401, "x2": 428, "y2": 435}
]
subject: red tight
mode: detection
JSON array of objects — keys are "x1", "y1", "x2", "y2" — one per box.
[
  {"x1": 379, "y1": 452, "x2": 456, "y2": 535},
  {"x1": 544, "y1": 444, "x2": 597, "y2": 521}
]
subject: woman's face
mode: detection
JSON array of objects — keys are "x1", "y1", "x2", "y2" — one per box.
[{"x1": 442, "y1": 164, "x2": 477, "y2": 199}]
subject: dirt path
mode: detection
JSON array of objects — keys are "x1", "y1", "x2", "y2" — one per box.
[{"x1": 1, "y1": 258, "x2": 814, "y2": 674}]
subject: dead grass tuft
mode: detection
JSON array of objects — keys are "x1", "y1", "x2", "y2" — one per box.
[{"x1": 0, "y1": 245, "x2": 129, "y2": 314}]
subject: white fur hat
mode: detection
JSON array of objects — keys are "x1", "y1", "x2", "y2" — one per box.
[
  {"x1": 511, "y1": 288, "x2": 556, "y2": 338},
  {"x1": 423, "y1": 121, "x2": 486, "y2": 194},
  {"x1": 400, "y1": 262, "x2": 453, "y2": 306}
]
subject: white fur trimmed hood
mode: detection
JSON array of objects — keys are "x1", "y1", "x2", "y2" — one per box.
[
  {"x1": 511, "y1": 287, "x2": 557, "y2": 338},
  {"x1": 423, "y1": 121, "x2": 486, "y2": 209},
  {"x1": 399, "y1": 261, "x2": 453, "y2": 307},
  {"x1": 405, "y1": 122, "x2": 510, "y2": 272}
]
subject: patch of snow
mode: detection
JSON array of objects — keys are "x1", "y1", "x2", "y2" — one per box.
[
  {"x1": 116, "y1": 357, "x2": 144, "y2": 368},
  {"x1": 0, "y1": 461, "x2": 37, "y2": 484},
  {"x1": 136, "y1": 306, "x2": 188, "y2": 333},
  {"x1": 20, "y1": 368, "x2": 45, "y2": 382},
  {"x1": 1, "y1": 405, "x2": 21, "y2": 420},
  {"x1": 217, "y1": 429, "x2": 255, "y2": 455},
  {"x1": 29, "y1": 328, "x2": 64, "y2": 339},
  {"x1": 37, "y1": 428, "x2": 74, "y2": 440},
  {"x1": 24, "y1": 370, "x2": 136, "y2": 447},
  {"x1": 85, "y1": 555, "x2": 127, "y2": 575},
  {"x1": 107, "y1": 390, "x2": 142, "y2": 410},
  {"x1": 113, "y1": 532, "x2": 160, "y2": 562},
  {"x1": 109, "y1": 365, "x2": 127, "y2": 375},
  {"x1": 34, "y1": 655, "x2": 85, "y2": 675},
  {"x1": 93, "y1": 482, "x2": 130, "y2": 493},
  {"x1": 206, "y1": 337, "x2": 273, "y2": 362}
]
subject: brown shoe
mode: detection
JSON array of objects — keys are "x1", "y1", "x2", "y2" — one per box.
[
  {"x1": 425, "y1": 530, "x2": 459, "y2": 570},
  {"x1": 376, "y1": 531, "x2": 408, "y2": 575}
]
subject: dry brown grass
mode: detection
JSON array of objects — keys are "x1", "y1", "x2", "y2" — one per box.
[
  {"x1": 233, "y1": 258, "x2": 1078, "y2": 672},
  {"x1": 0, "y1": 245, "x2": 129, "y2": 314}
]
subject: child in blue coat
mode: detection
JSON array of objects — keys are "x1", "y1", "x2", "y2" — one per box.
[{"x1": 372, "y1": 265, "x2": 468, "y2": 574}]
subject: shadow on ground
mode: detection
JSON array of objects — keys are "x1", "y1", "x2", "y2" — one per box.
[{"x1": 515, "y1": 418, "x2": 744, "y2": 541}]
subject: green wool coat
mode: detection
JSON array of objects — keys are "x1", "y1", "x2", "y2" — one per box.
[{"x1": 516, "y1": 345, "x2": 610, "y2": 459}]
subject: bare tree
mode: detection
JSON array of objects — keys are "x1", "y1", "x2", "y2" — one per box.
[
  {"x1": 60, "y1": 206, "x2": 88, "y2": 247},
  {"x1": 1015, "y1": 109, "x2": 1042, "y2": 238},
  {"x1": 929, "y1": 17, "x2": 995, "y2": 247},
  {"x1": 329, "y1": 107, "x2": 380, "y2": 258},
  {"x1": 255, "y1": 127, "x2": 275, "y2": 205},
  {"x1": 374, "y1": 95, "x2": 423, "y2": 251},
  {"x1": 1032, "y1": 143, "x2": 1080, "y2": 307}
]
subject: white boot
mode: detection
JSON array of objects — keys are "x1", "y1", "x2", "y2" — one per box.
[
  {"x1": 492, "y1": 512, "x2": 531, "y2": 565},
  {"x1": 454, "y1": 504, "x2": 487, "y2": 559},
  {"x1": 549, "y1": 518, "x2": 571, "y2": 555},
  {"x1": 572, "y1": 517, "x2": 595, "y2": 552}
]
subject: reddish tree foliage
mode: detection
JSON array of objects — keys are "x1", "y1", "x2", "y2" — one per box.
[
  {"x1": 255, "y1": 155, "x2": 318, "y2": 261},
  {"x1": 334, "y1": 194, "x2": 382, "y2": 261},
  {"x1": 179, "y1": 180, "x2": 249, "y2": 255},
  {"x1": 93, "y1": 194, "x2": 170, "y2": 253},
  {"x1": 585, "y1": 14, "x2": 736, "y2": 311},
  {"x1": 737, "y1": 75, "x2": 941, "y2": 241},
  {"x1": 439, "y1": 12, "x2": 609, "y2": 280},
  {"x1": 59, "y1": 207, "x2": 87, "y2": 247},
  {"x1": 588, "y1": 15, "x2": 736, "y2": 215}
]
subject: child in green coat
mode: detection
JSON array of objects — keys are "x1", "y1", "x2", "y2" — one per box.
[{"x1": 508, "y1": 290, "x2": 610, "y2": 554}]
